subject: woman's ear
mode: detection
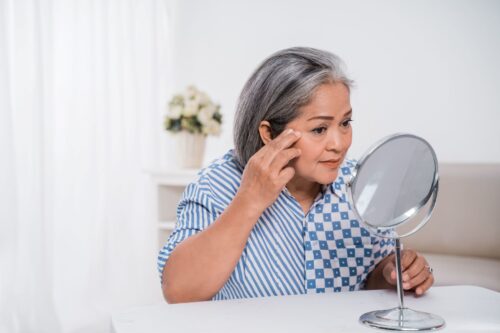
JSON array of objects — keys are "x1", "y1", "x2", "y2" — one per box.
[{"x1": 258, "y1": 121, "x2": 273, "y2": 145}]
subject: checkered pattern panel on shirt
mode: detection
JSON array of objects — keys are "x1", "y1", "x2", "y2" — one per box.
[{"x1": 304, "y1": 165, "x2": 395, "y2": 293}]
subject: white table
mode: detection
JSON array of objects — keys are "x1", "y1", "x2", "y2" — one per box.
[{"x1": 112, "y1": 286, "x2": 500, "y2": 332}]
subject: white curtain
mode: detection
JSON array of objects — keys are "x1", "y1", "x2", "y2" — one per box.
[{"x1": 0, "y1": 0, "x2": 171, "y2": 332}]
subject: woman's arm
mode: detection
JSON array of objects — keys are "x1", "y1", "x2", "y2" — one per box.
[
  {"x1": 162, "y1": 129, "x2": 302, "y2": 303},
  {"x1": 162, "y1": 192, "x2": 260, "y2": 303}
]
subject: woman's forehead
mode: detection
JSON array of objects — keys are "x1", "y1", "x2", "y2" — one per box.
[{"x1": 296, "y1": 83, "x2": 352, "y2": 120}]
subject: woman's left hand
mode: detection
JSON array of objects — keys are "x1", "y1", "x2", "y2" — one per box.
[{"x1": 382, "y1": 249, "x2": 434, "y2": 296}]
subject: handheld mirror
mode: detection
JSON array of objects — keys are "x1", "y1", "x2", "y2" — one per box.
[{"x1": 347, "y1": 133, "x2": 445, "y2": 331}]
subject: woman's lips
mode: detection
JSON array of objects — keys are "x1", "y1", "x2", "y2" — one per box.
[{"x1": 319, "y1": 159, "x2": 341, "y2": 168}]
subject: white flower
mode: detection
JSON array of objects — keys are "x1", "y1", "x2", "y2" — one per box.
[
  {"x1": 184, "y1": 85, "x2": 198, "y2": 99},
  {"x1": 183, "y1": 99, "x2": 199, "y2": 117},
  {"x1": 202, "y1": 119, "x2": 221, "y2": 136},
  {"x1": 171, "y1": 94, "x2": 184, "y2": 106},
  {"x1": 198, "y1": 92, "x2": 211, "y2": 106},
  {"x1": 168, "y1": 105, "x2": 183, "y2": 119},
  {"x1": 198, "y1": 105, "x2": 216, "y2": 125},
  {"x1": 166, "y1": 85, "x2": 222, "y2": 136}
]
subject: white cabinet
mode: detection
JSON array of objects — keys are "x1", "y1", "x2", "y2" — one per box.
[{"x1": 148, "y1": 169, "x2": 200, "y2": 250}]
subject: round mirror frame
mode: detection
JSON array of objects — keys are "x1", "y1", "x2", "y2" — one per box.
[{"x1": 347, "y1": 133, "x2": 439, "y2": 239}]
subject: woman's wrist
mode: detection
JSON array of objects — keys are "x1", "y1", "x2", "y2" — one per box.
[{"x1": 232, "y1": 190, "x2": 266, "y2": 222}]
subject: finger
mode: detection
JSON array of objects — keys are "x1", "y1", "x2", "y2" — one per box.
[
  {"x1": 402, "y1": 254, "x2": 426, "y2": 282},
  {"x1": 401, "y1": 249, "x2": 418, "y2": 272},
  {"x1": 403, "y1": 265, "x2": 428, "y2": 290},
  {"x1": 269, "y1": 148, "x2": 301, "y2": 175},
  {"x1": 414, "y1": 274, "x2": 434, "y2": 297},
  {"x1": 277, "y1": 166, "x2": 296, "y2": 184},
  {"x1": 251, "y1": 129, "x2": 297, "y2": 161},
  {"x1": 263, "y1": 129, "x2": 301, "y2": 161},
  {"x1": 382, "y1": 257, "x2": 397, "y2": 285}
]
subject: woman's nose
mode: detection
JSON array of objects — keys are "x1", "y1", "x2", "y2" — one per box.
[{"x1": 326, "y1": 131, "x2": 344, "y2": 152}]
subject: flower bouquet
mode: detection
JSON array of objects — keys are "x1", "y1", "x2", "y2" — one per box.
[
  {"x1": 165, "y1": 85, "x2": 222, "y2": 136},
  {"x1": 165, "y1": 86, "x2": 222, "y2": 168}
]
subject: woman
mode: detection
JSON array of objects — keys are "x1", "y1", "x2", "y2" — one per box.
[{"x1": 158, "y1": 47, "x2": 434, "y2": 303}]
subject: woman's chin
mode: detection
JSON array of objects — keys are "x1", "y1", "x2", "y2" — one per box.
[
  {"x1": 315, "y1": 170, "x2": 339, "y2": 185},
  {"x1": 293, "y1": 166, "x2": 339, "y2": 185}
]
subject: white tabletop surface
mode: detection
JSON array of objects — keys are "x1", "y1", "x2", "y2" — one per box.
[{"x1": 112, "y1": 285, "x2": 500, "y2": 333}]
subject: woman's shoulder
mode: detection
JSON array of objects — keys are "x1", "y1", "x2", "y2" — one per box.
[
  {"x1": 199, "y1": 149, "x2": 242, "y2": 173},
  {"x1": 188, "y1": 149, "x2": 243, "y2": 204},
  {"x1": 197, "y1": 149, "x2": 243, "y2": 182}
]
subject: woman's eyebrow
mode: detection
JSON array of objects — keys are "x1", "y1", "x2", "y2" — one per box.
[{"x1": 307, "y1": 109, "x2": 352, "y2": 121}]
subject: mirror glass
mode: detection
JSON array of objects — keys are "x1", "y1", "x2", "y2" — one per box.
[{"x1": 351, "y1": 135, "x2": 437, "y2": 229}]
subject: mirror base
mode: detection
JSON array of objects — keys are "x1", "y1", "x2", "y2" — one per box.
[{"x1": 360, "y1": 307, "x2": 445, "y2": 331}]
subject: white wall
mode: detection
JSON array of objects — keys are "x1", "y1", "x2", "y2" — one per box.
[{"x1": 167, "y1": 0, "x2": 500, "y2": 165}]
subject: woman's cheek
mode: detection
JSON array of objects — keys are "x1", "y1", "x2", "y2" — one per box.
[
  {"x1": 296, "y1": 151, "x2": 317, "y2": 175},
  {"x1": 344, "y1": 130, "x2": 353, "y2": 152}
]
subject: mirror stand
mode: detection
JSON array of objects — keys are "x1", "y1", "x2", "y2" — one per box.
[{"x1": 360, "y1": 238, "x2": 445, "y2": 331}]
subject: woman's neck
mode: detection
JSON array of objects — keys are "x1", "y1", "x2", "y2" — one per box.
[{"x1": 286, "y1": 176, "x2": 321, "y2": 214}]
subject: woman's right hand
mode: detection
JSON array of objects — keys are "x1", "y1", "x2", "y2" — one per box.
[{"x1": 236, "y1": 128, "x2": 302, "y2": 214}]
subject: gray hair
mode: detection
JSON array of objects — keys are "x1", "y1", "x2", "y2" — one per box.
[{"x1": 233, "y1": 47, "x2": 354, "y2": 167}]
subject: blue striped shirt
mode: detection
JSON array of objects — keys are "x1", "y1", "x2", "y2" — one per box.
[{"x1": 158, "y1": 150, "x2": 394, "y2": 300}]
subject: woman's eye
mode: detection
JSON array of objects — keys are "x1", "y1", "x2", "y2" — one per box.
[
  {"x1": 312, "y1": 127, "x2": 327, "y2": 135},
  {"x1": 341, "y1": 119, "x2": 353, "y2": 127}
]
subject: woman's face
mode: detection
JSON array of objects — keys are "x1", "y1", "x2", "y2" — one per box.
[{"x1": 285, "y1": 82, "x2": 352, "y2": 185}]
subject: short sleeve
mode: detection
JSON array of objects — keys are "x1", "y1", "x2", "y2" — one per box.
[{"x1": 157, "y1": 181, "x2": 219, "y2": 279}]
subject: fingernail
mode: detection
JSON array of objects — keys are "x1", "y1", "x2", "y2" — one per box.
[
  {"x1": 403, "y1": 283, "x2": 410, "y2": 289},
  {"x1": 403, "y1": 274, "x2": 409, "y2": 281},
  {"x1": 294, "y1": 130, "x2": 301, "y2": 137},
  {"x1": 416, "y1": 288, "x2": 422, "y2": 295},
  {"x1": 286, "y1": 129, "x2": 293, "y2": 134}
]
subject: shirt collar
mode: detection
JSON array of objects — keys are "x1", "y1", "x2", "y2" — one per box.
[
  {"x1": 329, "y1": 176, "x2": 348, "y2": 200},
  {"x1": 327, "y1": 162, "x2": 355, "y2": 201}
]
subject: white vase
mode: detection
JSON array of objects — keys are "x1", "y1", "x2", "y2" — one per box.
[{"x1": 174, "y1": 132, "x2": 206, "y2": 169}]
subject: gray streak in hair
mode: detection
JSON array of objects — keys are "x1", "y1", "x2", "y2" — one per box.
[{"x1": 233, "y1": 47, "x2": 354, "y2": 167}]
